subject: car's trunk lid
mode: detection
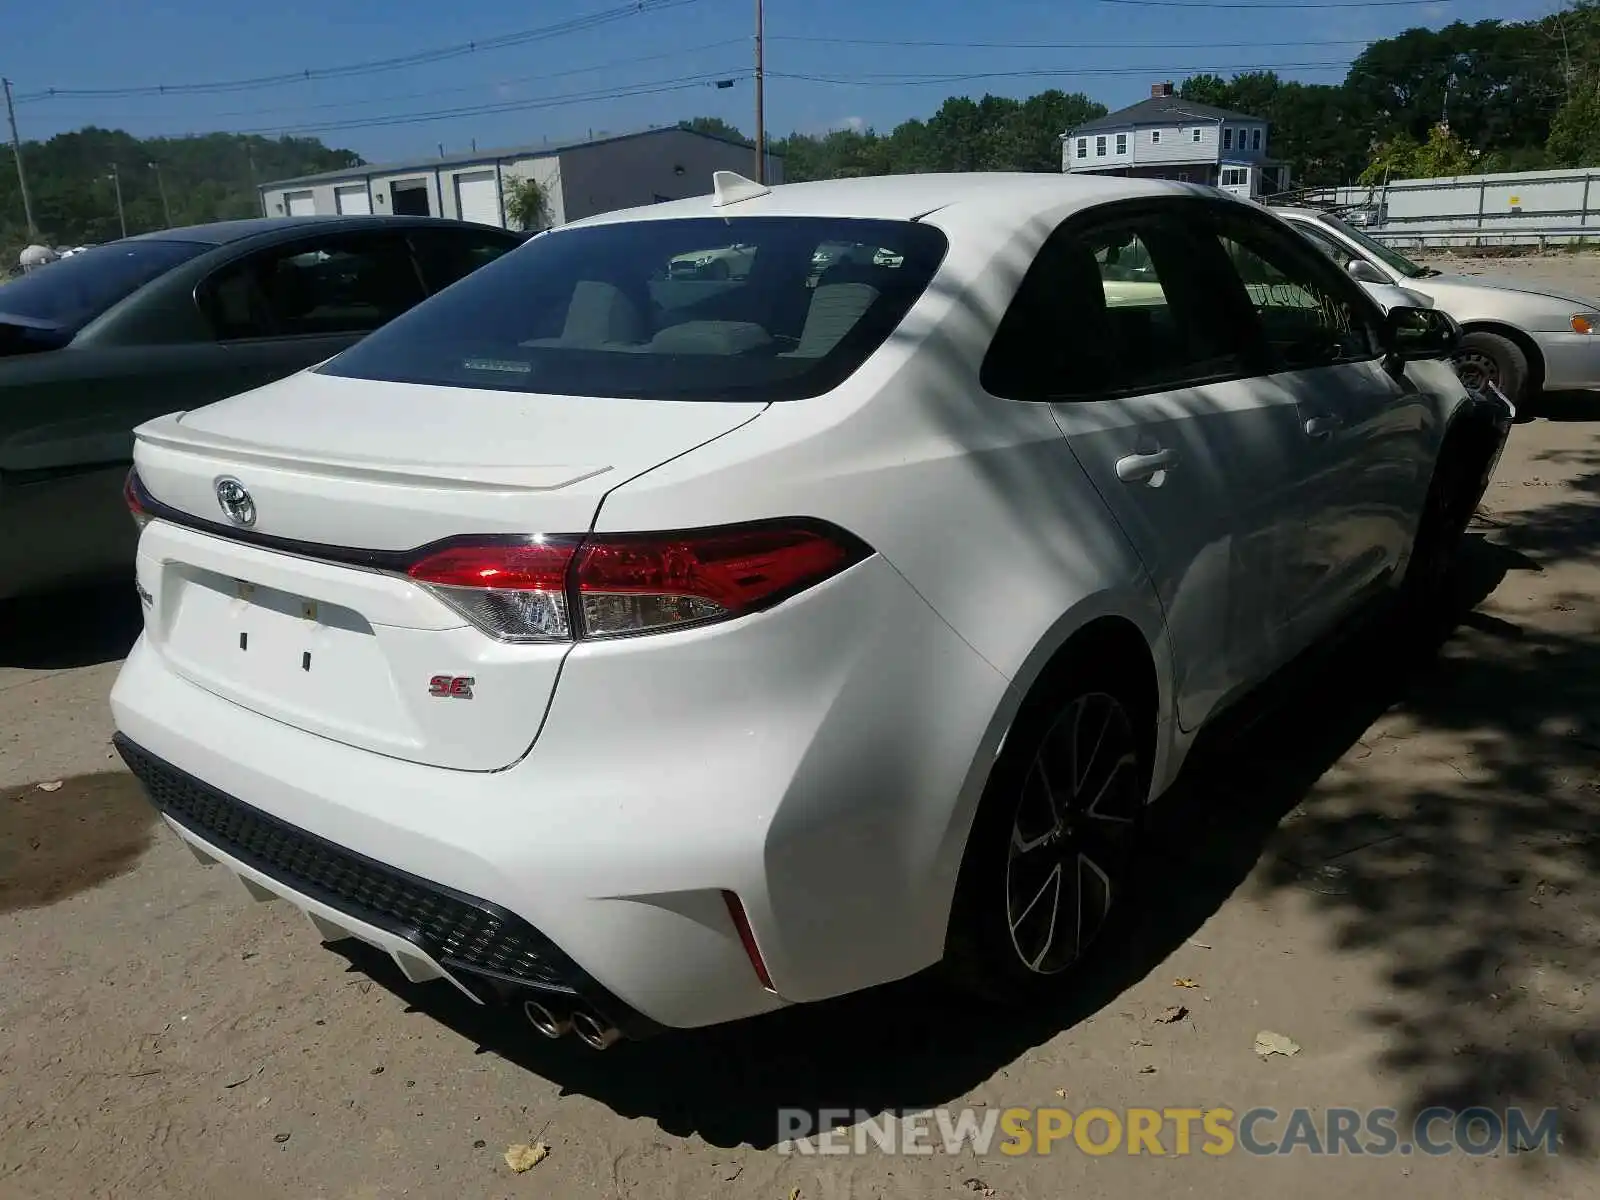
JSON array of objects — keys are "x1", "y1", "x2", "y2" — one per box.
[{"x1": 133, "y1": 370, "x2": 765, "y2": 770}]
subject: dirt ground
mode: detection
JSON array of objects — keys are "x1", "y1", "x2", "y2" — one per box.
[{"x1": 3, "y1": 253, "x2": 1599, "y2": 1199}]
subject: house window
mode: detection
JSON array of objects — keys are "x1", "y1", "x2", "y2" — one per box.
[
  {"x1": 1253, "y1": 128, "x2": 1262, "y2": 151},
  {"x1": 1116, "y1": 133, "x2": 1127, "y2": 154},
  {"x1": 1077, "y1": 138, "x2": 1087, "y2": 159},
  {"x1": 1220, "y1": 167, "x2": 1249, "y2": 187},
  {"x1": 1192, "y1": 128, "x2": 1202, "y2": 143},
  {"x1": 1223, "y1": 128, "x2": 1233, "y2": 150},
  {"x1": 1096, "y1": 136, "x2": 1107, "y2": 157},
  {"x1": 1151, "y1": 130, "x2": 1161, "y2": 144}
]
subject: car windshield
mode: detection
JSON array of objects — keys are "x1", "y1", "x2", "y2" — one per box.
[
  {"x1": 1317, "y1": 214, "x2": 1434, "y2": 279},
  {"x1": 317, "y1": 216, "x2": 949, "y2": 401},
  {"x1": 0, "y1": 239, "x2": 210, "y2": 331}
]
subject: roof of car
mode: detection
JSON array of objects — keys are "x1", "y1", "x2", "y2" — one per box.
[
  {"x1": 561, "y1": 171, "x2": 1227, "y2": 233},
  {"x1": 124, "y1": 215, "x2": 500, "y2": 246}
]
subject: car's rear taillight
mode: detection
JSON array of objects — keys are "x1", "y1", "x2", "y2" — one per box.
[
  {"x1": 405, "y1": 538, "x2": 579, "y2": 642},
  {"x1": 124, "y1": 469, "x2": 153, "y2": 532},
  {"x1": 574, "y1": 523, "x2": 866, "y2": 638},
  {"x1": 402, "y1": 521, "x2": 869, "y2": 643}
]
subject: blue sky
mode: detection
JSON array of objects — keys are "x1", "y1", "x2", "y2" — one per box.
[{"x1": 8, "y1": 0, "x2": 1554, "y2": 163}]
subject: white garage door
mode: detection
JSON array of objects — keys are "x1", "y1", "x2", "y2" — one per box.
[
  {"x1": 284, "y1": 190, "x2": 316, "y2": 216},
  {"x1": 454, "y1": 170, "x2": 501, "y2": 227},
  {"x1": 334, "y1": 183, "x2": 371, "y2": 215}
]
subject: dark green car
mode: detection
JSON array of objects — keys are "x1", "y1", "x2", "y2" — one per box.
[{"x1": 0, "y1": 215, "x2": 522, "y2": 600}]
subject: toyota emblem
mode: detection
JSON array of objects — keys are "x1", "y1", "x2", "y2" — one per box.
[{"x1": 215, "y1": 477, "x2": 256, "y2": 527}]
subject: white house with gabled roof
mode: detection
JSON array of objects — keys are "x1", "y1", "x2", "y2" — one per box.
[{"x1": 1062, "y1": 82, "x2": 1291, "y2": 199}]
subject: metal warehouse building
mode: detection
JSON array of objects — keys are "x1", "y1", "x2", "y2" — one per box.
[{"x1": 258, "y1": 126, "x2": 784, "y2": 228}]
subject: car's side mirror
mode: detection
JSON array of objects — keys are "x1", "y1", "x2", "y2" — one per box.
[
  {"x1": 1383, "y1": 305, "x2": 1461, "y2": 367},
  {"x1": 1347, "y1": 258, "x2": 1389, "y2": 286}
]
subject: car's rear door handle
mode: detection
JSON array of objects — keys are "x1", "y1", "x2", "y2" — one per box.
[
  {"x1": 1304, "y1": 415, "x2": 1342, "y2": 438},
  {"x1": 1115, "y1": 447, "x2": 1179, "y2": 483}
]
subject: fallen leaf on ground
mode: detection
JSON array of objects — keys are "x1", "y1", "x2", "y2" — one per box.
[
  {"x1": 504, "y1": 1143, "x2": 550, "y2": 1173},
  {"x1": 1253, "y1": 1031, "x2": 1301, "y2": 1058},
  {"x1": 1187, "y1": 939, "x2": 1212, "y2": 950},
  {"x1": 1173, "y1": 978, "x2": 1198, "y2": 988},
  {"x1": 962, "y1": 1181, "x2": 997, "y2": 1197},
  {"x1": 1054, "y1": 1088, "x2": 1067, "y2": 1098},
  {"x1": 788, "y1": 1188, "x2": 802, "y2": 1200},
  {"x1": 36, "y1": 781, "x2": 62, "y2": 793},
  {"x1": 1130, "y1": 1038, "x2": 1153, "y2": 1047},
  {"x1": 1155, "y1": 1005, "x2": 1188, "y2": 1024},
  {"x1": 1139, "y1": 1065, "x2": 1157, "y2": 1074}
]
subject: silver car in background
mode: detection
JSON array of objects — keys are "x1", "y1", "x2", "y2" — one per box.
[{"x1": 1276, "y1": 205, "x2": 1600, "y2": 406}]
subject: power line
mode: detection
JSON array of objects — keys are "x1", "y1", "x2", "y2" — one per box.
[
  {"x1": 769, "y1": 60, "x2": 1356, "y2": 87},
  {"x1": 769, "y1": 34, "x2": 1380, "y2": 49},
  {"x1": 224, "y1": 73, "x2": 747, "y2": 137},
  {"x1": 1096, "y1": 0, "x2": 1450, "y2": 7},
  {"x1": 32, "y1": 40, "x2": 748, "y2": 123},
  {"x1": 13, "y1": 0, "x2": 703, "y2": 103}
]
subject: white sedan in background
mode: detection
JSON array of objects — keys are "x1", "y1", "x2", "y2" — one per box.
[
  {"x1": 112, "y1": 172, "x2": 1510, "y2": 1047},
  {"x1": 1277, "y1": 205, "x2": 1600, "y2": 405}
]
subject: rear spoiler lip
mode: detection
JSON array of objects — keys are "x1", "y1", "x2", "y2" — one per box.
[{"x1": 133, "y1": 412, "x2": 613, "y2": 493}]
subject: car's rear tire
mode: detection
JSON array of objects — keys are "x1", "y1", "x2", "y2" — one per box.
[
  {"x1": 1452, "y1": 331, "x2": 1530, "y2": 404},
  {"x1": 943, "y1": 651, "x2": 1152, "y2": 1005}
]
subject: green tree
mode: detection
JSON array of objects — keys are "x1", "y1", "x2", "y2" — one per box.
[
  {"x1": 678, "y1": 117, "x2": 751, "y2": 146},
  {"x1": 502, "y1": 174, "x2": 553, "y2": 231},
  {"x1": 1359, "y1": 123, "x2": 1477, "y2": 184}
]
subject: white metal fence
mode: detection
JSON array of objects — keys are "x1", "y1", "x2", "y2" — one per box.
[{"x1": 1295, "y1": 167, "x2": 1600, "y2": 248}]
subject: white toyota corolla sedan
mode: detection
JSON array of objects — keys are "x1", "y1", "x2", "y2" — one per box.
[{"x1": 112, "y1": 172, "x2": 1510, "y2": 1049}]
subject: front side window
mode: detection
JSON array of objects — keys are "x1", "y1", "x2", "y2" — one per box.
[
  {"x1": 1209, "y1": 210, "x2": 1381, "y2": 368},
  {"x1": 318, "y1": 217, "x2": 949, "y2": 402},
  {"x1": 982, "y1": 209, "x2": 1251, "y2": 401},
  {"x1": 1293, "y1": 223, "x2": 1356, "y2": 270},
  {"x1": 201, "y1": 233, "x2": 427, "y2": 340},
  {"x1": 1096, "y1": 136, "x2": 1107, "y2": 157},
  {"x1": 0, "y1": 239, "x2": 208, "y2": 333},
  {"x1": 1318, "y1": 213, "x2": 1429, "y2": 279}
]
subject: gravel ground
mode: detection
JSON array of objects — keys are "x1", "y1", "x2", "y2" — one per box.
[{"x1": 2, "y1": 254, "x2": 1598, "y2": 1199}]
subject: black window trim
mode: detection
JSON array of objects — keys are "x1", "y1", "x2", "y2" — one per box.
[
  {"x1": 193, "y1": 228, "x2": 432, "y2": 345},
  {"x1": 980, "y1": 195, "x2": 1280, "y2": 405}
]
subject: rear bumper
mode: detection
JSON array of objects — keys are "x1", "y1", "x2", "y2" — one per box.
[
  {"x1": 111, "y1": 553, "x2": 1014, "y2": 1031},
  {"x1": 114, "y1": 734, "x2": 664, "y2": 1039},
  {"x1": 1530, "y1": 330, "x2": 1600, "y2": 391}
]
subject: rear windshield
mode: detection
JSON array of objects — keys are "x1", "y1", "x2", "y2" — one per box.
[
  {"x1": 317, "y1": 217, "x2": 949, "y2": 401},
  {"x1": 0, "y1": 239, "x2": 209, "y2": 331}
]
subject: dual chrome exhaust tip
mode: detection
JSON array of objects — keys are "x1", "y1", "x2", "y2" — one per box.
[{"x1": 522, "y1": 997, "x2": 622, "y2": 1050}]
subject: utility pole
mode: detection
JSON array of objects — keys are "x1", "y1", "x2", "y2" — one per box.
[
  {"x1": 148, "y1": 160, "x2": 172, "y2": 227},
  {"x1": 3, "y1": 77, "x2": 38, "y2": 237},
  {"x1": 754, "y1": 0, "x2": 766, "y2": 183},
  {"x1": 108, "y1": 163, "x2": 127, "y2": 239}
]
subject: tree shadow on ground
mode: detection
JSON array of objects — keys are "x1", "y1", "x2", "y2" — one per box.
[{"x1": 338, "y1": 509, "x2": 1595, "y2": 1153}]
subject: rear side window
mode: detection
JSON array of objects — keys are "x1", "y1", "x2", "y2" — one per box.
[
  {"x1": 317, "y1": 217, "x2": 949, "y2": 401},
  {"x1": 201, "y1": 233, "x2": 427, "y2": 340},
  {"x1": 0, "y1": 239, "x2": 208, "y2": 333},
  {"x1": 983, "y1": 211, "x2": 1251, "y2": 400},
  {"x1": 409, "y1": 228, "x2": 519, "y2": 293}
]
